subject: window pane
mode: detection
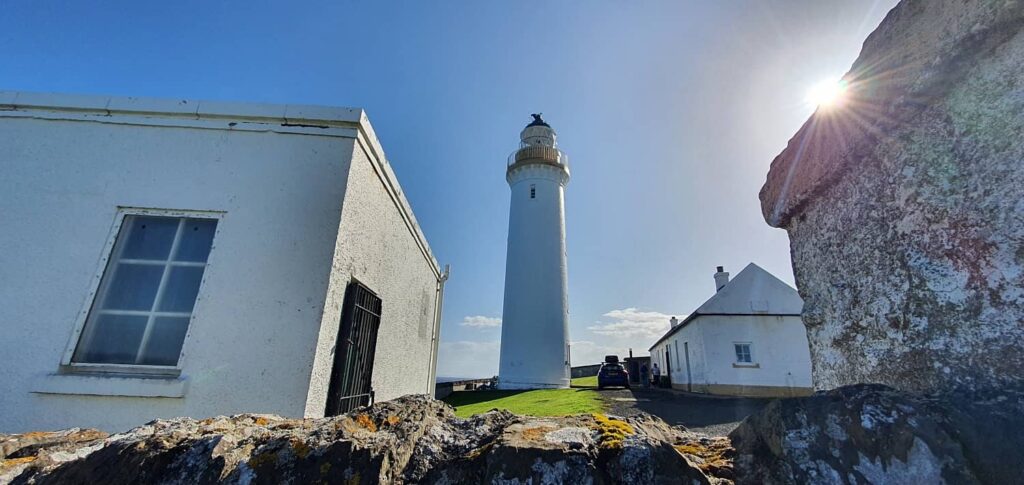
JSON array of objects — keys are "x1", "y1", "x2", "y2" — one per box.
[
  {"x1": 138, "y1": 317, "x2": 190, "y2": 366},
  {"x1": 102, "y1": 263, "x2": 165, "y2": 310},
  {"x1": 174, "y1": 219, "x2": 217, "y2": 262},
  {"x1": 735, "y1": 344, "x2": 751, "y2": 362},
  {"x1": 73, "y1": 314, "x2": 147, "y2": 364},
  {"x1": 121, "y1": 216, "x2": 179, "y2": 260},
  {"x1": 158, "y1": 266, "x2": 205, "y2": 312},
  {"x1": 73, "y1": 213, "x2": 217, "y2": 368}
]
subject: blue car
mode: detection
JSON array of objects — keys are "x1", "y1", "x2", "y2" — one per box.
[{"x1": 597, "y1": 362, "x2": 630, "y2": 389}]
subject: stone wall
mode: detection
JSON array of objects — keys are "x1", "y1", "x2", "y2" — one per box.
[
  {"x1": 570, "y1": 364, "x2": 602, "y2": 378},
  {"x1": 760, "y1": 0, "x2": 1024, "y2": 393}
]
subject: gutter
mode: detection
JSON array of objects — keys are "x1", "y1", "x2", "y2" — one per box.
[
  {"x1": 647, "y1": 312, "x2": 802, "y2": 351},
  {"x1": 427, "y1": 264, "x2": 450, "y2": 396}
]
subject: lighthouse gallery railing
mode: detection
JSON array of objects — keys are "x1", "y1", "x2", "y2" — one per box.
[{"x1": 507, "y1": 145, "x2": 569, "y2": 169}]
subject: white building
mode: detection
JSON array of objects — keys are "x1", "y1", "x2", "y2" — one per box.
[
  {"x1": 648, "y1": 264, "x2": 812, "y2": 397},
  {"x1": 0, "y1": 91, "x2": 447, "y2": 433},
  {"x1": 498, "y1": 115, "x2": 571, "y2": 389}
]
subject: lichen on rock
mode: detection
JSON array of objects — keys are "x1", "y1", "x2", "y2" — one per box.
[
  {"x1": 590, "y1": 413, "x2": 634, "y2": 450},
  {"x1": 729, "y1": 384, "x2": 1024, "y2": 484},
  {"x1": 1, "y1": 395, "x2": 722, "y2": 485}
]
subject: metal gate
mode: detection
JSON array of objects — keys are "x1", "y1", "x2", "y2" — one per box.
[{"x1": 325, "y1": 281, "x2": 382, "y2": 416}]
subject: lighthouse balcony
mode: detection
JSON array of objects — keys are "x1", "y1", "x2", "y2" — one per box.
[{"x1": 507, "y1": 146, "x2": 570, "y2": 172}]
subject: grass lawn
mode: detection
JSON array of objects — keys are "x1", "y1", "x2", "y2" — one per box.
[
  {"x1": 571, "y1": 376, "x2": 598, "y2": 388},
  {"x1": 443, "y1": 388, "x2": 605, "y2": 418}
]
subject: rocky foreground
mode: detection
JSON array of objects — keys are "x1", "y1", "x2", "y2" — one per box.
[{"x1": 2, "y1": 385, "x2": 1022, "y2": 484}]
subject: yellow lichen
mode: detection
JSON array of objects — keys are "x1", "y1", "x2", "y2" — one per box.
[
  {"x1": 291, "y1": 439, "x2": 312, "y2": 459},
  {"x1": 385, "y1": 415, "x2": 400, "y2": 426},
  {"x1": 253, "y1": 417, "x2": 270, "y2": 426},
  {"x1": 16, "y1": 432, "x2": 51, "y2": 439},
  {"x1": 673, "y1": 443, "x2": 703, "y2": 455},
  {"x1": 1, "y1": 456, "x2": 36, "y2": 470},
  {"x1": 591, "y1": 413, "x2": 635, "y2": 450},
  {"x1": 248, "y1": 450, "x2": 278, "y2": 468},
  {"x1": 674, "y1": 440, "x2": 733, "y2": 474},
  {"x1": 464, "y1": 440, "x2": 494, "y2": 459},
  {"x1": 354, "y1": 414, "x2": 377, "y2": 432},
  {"x1": 520, "y1": 426, "x2": 554, "y2": 441}
]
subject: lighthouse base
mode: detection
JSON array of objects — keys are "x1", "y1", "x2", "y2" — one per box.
[{"x1": 496, "y1": 378, "x2": 570, "y2": 390}]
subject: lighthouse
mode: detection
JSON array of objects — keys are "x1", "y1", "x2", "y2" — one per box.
[{"x1": 498, "y1": 114, "x2": 571, "y2": 389}]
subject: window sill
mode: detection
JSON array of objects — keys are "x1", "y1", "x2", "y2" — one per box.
[
  {"x1": 732, "y1": 363, "x2": 760, "y2": 369},
  {"x1": 31, "y1": 373, "x2": 188, "y2": 398},
  {"x1": 61, "y1": 363, "x2": 181, "y2": 377}
]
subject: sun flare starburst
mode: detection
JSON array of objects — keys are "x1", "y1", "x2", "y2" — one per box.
[{"x1": 806, "y1": 79, "x2": 849, "y2": 109}]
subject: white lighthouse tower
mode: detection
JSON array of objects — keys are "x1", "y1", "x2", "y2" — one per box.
[{"x1": 498, "y1": 114, "x2": 571, "y2": 389}]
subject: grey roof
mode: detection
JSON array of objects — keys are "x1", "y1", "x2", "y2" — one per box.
[{"x1": 648, "y1": 263, "x2": 803, "y2": 350}]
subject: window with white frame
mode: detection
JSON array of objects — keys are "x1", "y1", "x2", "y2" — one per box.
[
  {"x1": 71, "y1": 214, "x2": 218, "y2": 367},
  {"x1": 734, "y1": 343, "x2": 753, "y2": 364}
]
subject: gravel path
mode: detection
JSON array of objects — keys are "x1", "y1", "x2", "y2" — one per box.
[{"x1": 596, "y1": 387, "x2": 772, "y2": 436}]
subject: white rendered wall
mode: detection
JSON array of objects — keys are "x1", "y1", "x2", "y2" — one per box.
[
  {"x1": 698, "y1": 315, "x2": 811, "y2": 389},
  {"x1": 303, "y1": 142, "x2": 440, "y2": 415},
  {"x1": 0, "y1": 116, "x2": 350, "y2": 432},
  {"x1": 653, "y1": 323, "x2": 708, "y2": 387},
  {"x1": 0, "y1": 108, "x2": 441, "y2": 432},
  {"x1": 498, "y1": 163, "x2": 571, "y2": 389},
  {"x1": 654, "y1": 316, "x2": 812, "y2": 393}
]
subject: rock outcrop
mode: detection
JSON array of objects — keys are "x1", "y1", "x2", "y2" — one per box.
[
  {"x1": 729, "y1": 384, "x2": 1024, "y2": 485},
  {"x1": 5, "y1": 388, "x2": 1023, "y2": 484},
  {"x1": 0, "y1": 395, "x2": 729, "y2": 485},
  {"x1": 759, "y1": 0, "x2": 1024, "y2": 393}
]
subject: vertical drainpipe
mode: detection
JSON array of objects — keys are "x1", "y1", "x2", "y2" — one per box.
[{"x1": 427, "y1": 264, "x2": 450, "y2": 397}]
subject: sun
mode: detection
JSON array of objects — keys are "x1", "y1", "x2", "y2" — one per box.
[{"x1": 805, "y1": 79, "x2": 849, "y2": 109}]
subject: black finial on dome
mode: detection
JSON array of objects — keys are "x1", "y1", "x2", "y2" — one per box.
[{"x1": 527, "y1": 113, "x2": 550, "y2": 128}]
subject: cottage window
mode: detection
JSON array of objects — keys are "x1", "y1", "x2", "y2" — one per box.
[
  {"x1": 734, "y1": 343, "x2": 753, "y2": 363},
  {"x1": 530, "y1": 184, "x2": 536, "y2": 199},
  {"x1": 71, "y1": 214, "x2": 217, "y2": 367}
]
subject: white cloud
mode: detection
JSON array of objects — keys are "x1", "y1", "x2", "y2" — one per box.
[
  {"x1": 570, "y1": 340, "x2": 634, "y2": 368},
  {"x1": 586, "y1": 307, "x2": 679, "y2": 338},
  {"x1": 437, "y1": 340, "x2": 499, "y2": 379},
  {"x1": 460, "y1": 315, "x2": 502, "y2": 328},
  {"x1": 571, "y1": 308, "x2": 684, "y2": 365}
]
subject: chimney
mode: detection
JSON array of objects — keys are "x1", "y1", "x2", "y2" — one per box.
[
  {"x1": 714, "y1": 266, "x2": 729, "y2": 292},
  {"x1": 669, "y1": 316, "x2": 679, "y2": 328}
]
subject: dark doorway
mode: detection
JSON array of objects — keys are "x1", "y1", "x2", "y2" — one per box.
[
  {"x1": 665, "y1": 347, "x2": 672, "y2": 387},
  {"x1": 684, "y1": 342, "x2": 692, "y2": 392},
  {"x1": 325, "y1": 280, "x2": 383, "y2": 416}
]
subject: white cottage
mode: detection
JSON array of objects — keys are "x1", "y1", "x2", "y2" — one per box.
[
  {"x1": 0, "y1": 91, "x2": 447, "y2": 433},
  {"x1": 648, "y1": 263, "x2": 812, "y2": 397}
]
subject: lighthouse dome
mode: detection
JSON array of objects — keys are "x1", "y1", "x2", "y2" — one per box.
[
  {"x1": 521, "y1": 114, "x2": 556, "y2": 148},
  {"x1": 526, "y1": 113, "x2": 550, "y2": 127}
]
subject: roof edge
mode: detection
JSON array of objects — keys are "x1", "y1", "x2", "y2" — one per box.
[
  {"x1": 647, "y1": 312, "x2": 802, "y2": 351},
  {"x1": 0, "y1": 90, "x2": 364, "y2": 126},
  {"x1": 350, "y1": 113, "x2": 442, "y2": 277}
]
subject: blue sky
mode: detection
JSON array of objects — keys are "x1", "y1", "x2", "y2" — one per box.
[{"x1": 1, "y1": 0, "x2": 897, "y2": 377}]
